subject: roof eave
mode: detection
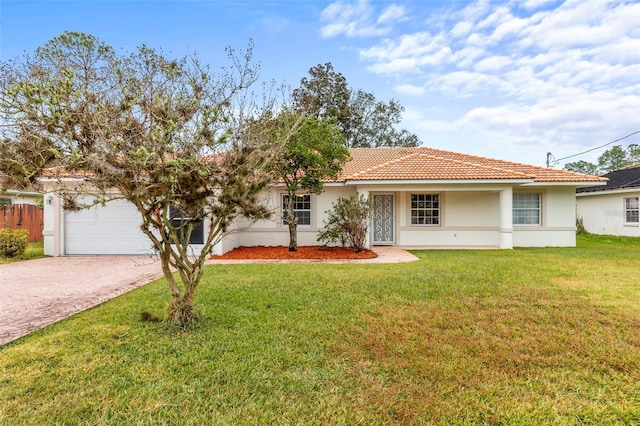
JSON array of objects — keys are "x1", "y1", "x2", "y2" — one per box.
[
  {"x1": 521, "y1": 181, "x2": 608, "y2": 187},
  {"x1": 343, "y1": 178, "x2": 535, "y2": 186},
  {"x1": 577, "y1": 187, "x2": 640, "y2": 197}
]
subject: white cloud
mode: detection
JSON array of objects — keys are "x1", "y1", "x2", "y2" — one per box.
[
  {"x1": 522, "y1": 0, "x2": 558, "y2": 10},
  {"x1": 474, "y1": 55, "x2": 512, "y2": 72},
  {"x1": 394, "y1": 84, "x2": 425, "y2": 96},
  {"x1": 344, "y1": 0, "x2": 640, "y2": 161},
  {"x1": 451, "y1": 21, "x2": 473, "y2": 38},
  {"x1": 377, "y1": 4, "x2": 406, "y2": 24},
  {"x1": 320, "y1": 0, "x2": 405, "y2": 38}
]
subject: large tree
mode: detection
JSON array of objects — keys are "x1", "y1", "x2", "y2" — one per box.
[
  {"x1": 0, "y1": 32, "x2": 298, "y2": 325},
  {"x1": 265, "y1": 112, "x2": 349, "y2": 251},
  {"x1": 292, "y1": 62, "x2": 420, "y2": 148}
]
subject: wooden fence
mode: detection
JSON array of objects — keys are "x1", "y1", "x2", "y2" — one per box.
[{"x1": 0, "y1": 204, "x2": 44, "y2": 242}]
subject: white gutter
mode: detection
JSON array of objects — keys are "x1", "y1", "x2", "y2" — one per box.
[
  {"x1": 343, "y1": 179, "x2": 534, "y2": 186},
  {"x1": 2, "y1": 189, "x2": 42, "y2": 197}
]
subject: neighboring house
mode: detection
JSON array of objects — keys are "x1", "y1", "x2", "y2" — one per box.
[
  {"x1": 576, "y1": 163, "x2": 640, "y2": 236},
  {"x1": 0, "y1": 189, "x2": 43, "y2": 206},
  {"x1": 0, "y1": 189, "x2": 44, "y2": 242},
  {"x1": 42, "y1": 147, "x2": 606, "y2": 256}
]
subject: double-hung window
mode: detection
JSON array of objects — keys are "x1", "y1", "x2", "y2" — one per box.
[
  {"x1": 282, "y1": 194, "x2": 311, "y2": 226},
  {"x1": 410, "y1": 194, "x2": 440, "y2": 225},
  {"x1": 625, "y1": 197, "x2": 639, "y2": 224},
  {"x1": 513, "y1": 193, "x2": 541, "y2": 225}
]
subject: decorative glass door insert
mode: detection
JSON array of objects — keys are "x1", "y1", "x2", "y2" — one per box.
[{"x1": 372, "y1": 194, "x2": 395, "y2": 244}]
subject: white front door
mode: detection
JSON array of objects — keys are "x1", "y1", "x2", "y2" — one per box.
[{"x1": 372, "y1": 194, "x2": 395, "y2": 244}]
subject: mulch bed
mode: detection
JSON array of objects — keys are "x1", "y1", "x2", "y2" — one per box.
[{"x1": 211, "y1": 245, "x2": 377, "y2": 260}]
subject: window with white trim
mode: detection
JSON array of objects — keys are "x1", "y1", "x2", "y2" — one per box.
[
  {"x1": 625, "y1": 197, "x2": 639, "y2": 223},
  {"x1": 513, "y1": 193, "x2": 541, "y2": 225},
  {"x1": 282, "y1": 194, "x2": 311, "y2": 226},
  {"x1": 410, "y1": 193, "x2": 440, "y2": 225}
]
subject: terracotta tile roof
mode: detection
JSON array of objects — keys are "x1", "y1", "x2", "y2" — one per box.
[{"x1": 337, "y1": 147, "x2": 607, "y2": 183}]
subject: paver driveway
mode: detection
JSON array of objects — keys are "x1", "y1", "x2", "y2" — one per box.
[{"x1": 0, "y1": 256, "x2": 164, "y2": 345}]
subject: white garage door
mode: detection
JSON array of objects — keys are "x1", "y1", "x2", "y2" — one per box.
[{"x1": 65, "y1": 199, "x2": 152, "y2": 255}]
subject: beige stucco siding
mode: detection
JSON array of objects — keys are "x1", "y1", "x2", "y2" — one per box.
[
  {"x1": 395, "y1": 191, "x2": 501, "y2": 248},
  {"x1": 220, "y1": 186, "x2": 358, "y2": 253},
  {"x1": 513, "y1": 186, "x2": 577, "y2": 247},
  {"x1": 44, "y1": 182, "x2": 585, "y2": 256}
]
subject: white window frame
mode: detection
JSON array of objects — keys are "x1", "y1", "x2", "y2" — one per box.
[
  {"x1": 513, "y1": 193, "x2": 541, "y2": 226},
  {"x1": 624, "y1": 197, "x2": 639, "y2": 224},
  {"x1": 281, "y1": 193, "x2": 311, "y2": 227},
  {"x1": 410, "y1": 193, "x2": 440, "y2": 226}
]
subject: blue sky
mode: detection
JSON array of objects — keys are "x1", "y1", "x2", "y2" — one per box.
[{"x1": 1, "y1": 0, "x2": 639, "y2": 167}]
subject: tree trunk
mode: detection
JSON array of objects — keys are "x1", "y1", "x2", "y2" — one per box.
[
  {"x1": 167, "y1": 290, "x2": 199, "y2": 327},
  {"x1": 288, "y1": 220, "x2": 298, "y2": 251},
  {"x1": 286, "y1": 194, "x2": 298, "y2": 251}
]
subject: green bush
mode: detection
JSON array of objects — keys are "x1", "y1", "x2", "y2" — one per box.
[
  {"x1": 318, "y1": 195, "x2": 371, "y2": 252},
  {"x1": 0, "y1": 229, "x2": 30, "y2": 258}
]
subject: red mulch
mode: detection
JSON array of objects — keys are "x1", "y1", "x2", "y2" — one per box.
[{"x1": 211, "y1": 245, "x2": 377, "y2": 260}]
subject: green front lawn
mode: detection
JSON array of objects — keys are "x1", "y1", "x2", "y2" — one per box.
[
  {"x1": 1, "y1": 234, "x2": 639, "y2": 424},
  {"x1": 0, "y1": 240, "x2": 45, "y2": 264}
]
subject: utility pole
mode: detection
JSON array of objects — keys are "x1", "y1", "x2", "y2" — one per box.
[{"x1": 546, "y1": 152, "x2": 555, "y2": 168}]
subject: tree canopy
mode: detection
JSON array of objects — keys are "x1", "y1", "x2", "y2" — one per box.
[
  {"x1": 0, "y1": 32, "x2": 299, "y2": 325},
  {"x1": 564, "y1": 144, "x2": 640, "y2": 174},
  {"x1": 292, "y1": 62, "x2": 420, "y2": 148},
  {"x1": 264, "y1": 112, "x2": 349, "y2": 251}
]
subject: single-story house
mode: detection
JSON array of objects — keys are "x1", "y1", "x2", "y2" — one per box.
[
  {"x1": 576, "y1": 163, "x2": 640, "y2": 236},
  {"x1": 42, "y1": 147, "x2": 606, "y2": 256}
]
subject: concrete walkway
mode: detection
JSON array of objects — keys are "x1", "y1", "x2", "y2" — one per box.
[{"x1": 0, "y1": 247, "x2": 417, "y2": 345}]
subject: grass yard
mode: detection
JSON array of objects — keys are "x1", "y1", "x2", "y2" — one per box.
[
  {"x1": 0, "y1": 240, "x2": 45, "y2": 264},
  {"x1": 1, "y1": 234, "x2": 639, "y2": 424}
]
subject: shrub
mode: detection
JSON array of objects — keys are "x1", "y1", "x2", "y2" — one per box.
[
  {"x1": 576, "y1": 217, "x2": 589, "y2": 235},
  {"x1": 318, "y1": 195, "x2": 371, "y2": 252},
  {"x1": 0, "y1": 229, "x2": 30, "y2": 258}
]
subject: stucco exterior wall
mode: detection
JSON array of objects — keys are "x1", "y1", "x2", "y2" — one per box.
[
  {"x1": 394, "y1": 190, "x2": 502, "y2": 248},
  {"x1": 513, "y1": 186, "x2": 577, "y2": 247},
  {"x1": 44, "y1": 183, "x2": 584, "y2": 256},
  {"x1": 576, "y1": 190, "x2": 640, "y2": 237},
  {"x1": 224, "y1": 186, "x2": 358, "y2": 251}
]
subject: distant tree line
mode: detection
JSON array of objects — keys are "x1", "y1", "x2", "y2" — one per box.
[{"x1": 564, "y1": 144, "x2": 640, "y2": 175}]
